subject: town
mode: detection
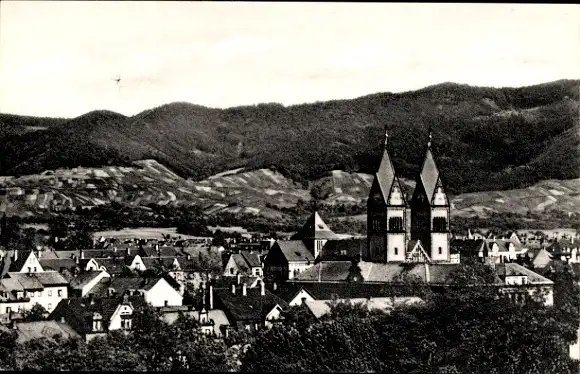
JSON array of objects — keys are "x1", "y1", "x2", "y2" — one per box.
[{"x1": 0, "y1": 130, "x2": 578, "y2": 372}]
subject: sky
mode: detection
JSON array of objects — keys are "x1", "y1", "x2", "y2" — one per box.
[{"x1": 1, "y1": 2, "x2": 579, "y2": 118}]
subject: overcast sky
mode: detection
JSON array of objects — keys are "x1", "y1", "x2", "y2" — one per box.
[{"x1": 1, "y1": 2, "x2": 579, "y2": 118}]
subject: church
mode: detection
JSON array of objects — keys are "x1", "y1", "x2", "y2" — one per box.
[{"x1": 364, "y1": 129, "x2": 450, "y2": 263}]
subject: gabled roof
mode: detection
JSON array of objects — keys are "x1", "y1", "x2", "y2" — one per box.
[
  {"x1": 94, "y1": 258, "x2": 129, "y2": 274},
  {"x1": 496, "y1": 263, "x2": 553, "y2": 285},
  {"x1": 4, "y1": 273, "x2": 45, "y2": 290},
  {"x1": 275, "y1": 282, "x2": 388, "y2": 302},
  {"x1": 273, "y1": 241, "x2": 314, "y2": 263},
  {"x1": 305, "y1": 297, "x2": 424, "y2": 319},
  {"x1": 86, "y1": 276, "x2": 168, "y2": 297},
  {"x1": 64, "y1": 271, "x2": 109, "y2": 290},
  {"x1": 240, "y1": 252, "x2": 262, "y2": 268},
  {"x1": 33, "y1": 272, "x2": 69, "y2": 286},
  {"x1": 452, "y1": 239, "x2": 487, "y2": 254},
  {"x1": 417, "y1": 145, "x2": 441, "y2": 202},
  {"x1": 38, "y1": 258, "x2": 78, "y2": 272},
  {"x1": 214, "y1": 287, "x2": 288, "y2": 322},
  {"x1": 292, "y1": 211, "x2": 339, "y2": 240},
  {"x1": 293, "y1": 261, "x2": 508, "y2": 286},
  {"x1": 532, "y1": 249, "x2": 553, "y2": 268},
  {"x1": 5, "y1": 320, "x2": 82, "y2": 344}
]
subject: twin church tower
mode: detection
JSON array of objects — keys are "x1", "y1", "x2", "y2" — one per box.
[{"x1": 363, "y1": 128, "x2": 451, "y2": 263}]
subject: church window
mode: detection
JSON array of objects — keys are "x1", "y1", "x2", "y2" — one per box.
[
  {"x1": 438, "y1": 247, "x2": 442, "y2": 255},
  {"x1": 433, "y1": 217, "x2": 447, "y2": 232},
  {"x1": 389, "y1": 217, "x2": 403, "y2": 232},
  {"x1": 394, "y1": 247, "x2": 398, "y2": 255}
]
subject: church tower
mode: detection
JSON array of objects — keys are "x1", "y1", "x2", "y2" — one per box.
[
  {"x1": 366, "y1": 128, "x2": 407, "y2": 262},
  {"x1": 410, "y1": 132, "x2": 450, "y2": 262}
]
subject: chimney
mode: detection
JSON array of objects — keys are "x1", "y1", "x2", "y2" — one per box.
[
  {"x1": 425, "y1": 263, "x2": 431, "y2": 283},
  {"x1": 237, "y1": 273, "x2": 242, "y2": 285},
  {"x1": 127, "y1": 247, "x2": 131, "y2": 256},
  {"x1": 37, "y1": 250, "x2": 42, "y2": 259},
  {"x1": 89, "y1": 294, "x2": 95, "y2": 305},
  {"x1": 60, "y1": 316, "x2": 65, "y2": 324},
  {"x1": 123, "y1": 294, "x2": 129, "y2": 304},
  {"x1": 80, "y1": 249, "x2": 85, "y2": 260},
  {"x1": 13, "y1": 250, "x2": 18, "y2": 262},
  {"x1": 273, "y1": 282, "x2": 278, "y2": 291},
  {"x1": 209, "y1": 285, "x2": 214, "y2": 310},
  {"x1": 242, "y1": 283, "x2": 247, "y2": 296},
  {"x1": 187, "y1": 254, "x2": 191, "y2": 261},
  {"x1": 260, "y1": 281, "x2": 265, "y2": 296},
  {"x1": 231, "y1": 284, "x2": 236, "y2": 294}
]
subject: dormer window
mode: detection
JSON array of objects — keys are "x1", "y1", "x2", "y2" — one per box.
[{"x1": 92, "y1": 312, "x2": 103, "y2": 332}]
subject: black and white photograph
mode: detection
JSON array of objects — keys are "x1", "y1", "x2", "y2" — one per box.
[{"x1": 0, "y1": 1, "x2": 579, "y2": 372}]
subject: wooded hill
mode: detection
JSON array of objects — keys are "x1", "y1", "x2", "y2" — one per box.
[{"x1": 1, "y1": 79, "x2": 578, "y2": 195}]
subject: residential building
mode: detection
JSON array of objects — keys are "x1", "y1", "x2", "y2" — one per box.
[
  {"x1": 85, "y1": 276, "x2": 183, "y2": 307},
  {"x1": 0, "y1": 271, "x2": 69, "y2": 319},
  {"x1": 223, "y1": 252, "x2": 263, "y2": 277},
  {"x1": 263, "y1": 240, "x2": 315, "y2": 282},
  {"x1": 49, "y1": 295, "x2": 145, "y2": 342},
  {"x1": 212, "y1": 281, "x2": 287, "y2": 333}
]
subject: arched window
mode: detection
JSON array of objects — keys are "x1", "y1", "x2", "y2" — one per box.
[
  {"x1": 389, "y1": 217, "x2": 404, "y2": 232},
  {"x1": 432, "y1": 217, "x2": 447, "y2": 232}
]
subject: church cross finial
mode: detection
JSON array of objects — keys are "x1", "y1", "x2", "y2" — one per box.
[
  {"x1": 384, "y1": 127, "x2": 389, "y2": 149},
  {"x1": 427, "y1": 130, "x2": 432, "y2": 148}
]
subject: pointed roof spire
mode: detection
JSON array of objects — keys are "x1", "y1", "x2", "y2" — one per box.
[
  {"x1": 293, "y1": 211, "x2": 338, "y2": 240},
  {"x1": 418, "y1": 129, "x2": 441, "y2": 201},
  {"x1": 373, "y1": 126, "x2": 399, "y2": 200}
]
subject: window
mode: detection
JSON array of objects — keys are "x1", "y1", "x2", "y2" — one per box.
[
  {"x1": 438, "y1": 247, "x2": 443, "y2": 255},
  {"x1": 394, "y1": 247, "x2": 398, "y2": 255},
  {"x1": 37, "y1": 291, "x2": 41, "y2": 297},
  {"x1": 245, "y1": 325, "x2": 251, "y2": 331},
  {"x1": 27, "y1": 267, "x2": 31, "y2": 273},
  {"x1": 57, "y1": 290, "x2": 63, "y2": 297},
  {"x1": 33, "y1": 267, "x2": 37, "y2": 272},
  {"x1": 340, "y1": 249, "x2": 347, "y2": 256},
  {"x1": 48, "y1": 290, "x2": 52, "y2": 297},
  {"x1": 6, "y1": 307, "x2": 11, "y2": 314},
  {"x1": 432, "y1": 217, "x2": 447, "y2": 232},
  {"x1": 230, "y1": 268, "x2": 234, "y2": 275},
  {"x1": 48, "y1": 303, "x2": 52, "y2": 311},
  {"x1": 164, "y1": 300, "x2": 169, "y2": 307},
  {"x1": 388, "y1": 217, "x2": 404, "y2": 232}
]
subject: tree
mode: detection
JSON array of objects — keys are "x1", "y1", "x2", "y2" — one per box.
[{"x1": 23, "y1": 303, "x2": 48, "y2": 322}]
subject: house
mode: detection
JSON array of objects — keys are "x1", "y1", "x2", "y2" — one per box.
[
  {"x1": 531, "y1": 249, "x2": 553, "y2": 269},
  {"x1": 223, "y1": 252, "x2": 263, "y2": 277},
  {"x1": 263, "y1": 241, "x2": 315, "y2": 282},
  {"x1": 85, "y1": 276, "x2": 183, "y2": 307},
  {"x1": 49, "y1": 295, "x2": 145, "y2": 342},
  {"x1": 549, "y1": 238, "x2": 580, "y2": 263},
  {"x1": 0, "y1": 271, "x2": 69, "y2": 318},
  {"x1": 0, "y1": 320, "x2": 82, "y2": 344},
  {"x1": 292, "y1": 261, "x2": 554, "y2": 306},
  {"x1": 0, "y1": 250, "x2": 44, "y2": 277},
  {"x1": 212, "y1": 281, "x2": 287, "y2": 333},
  {"x1": 63, "y1": 270, "x2": 111, "y2": 297}
]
